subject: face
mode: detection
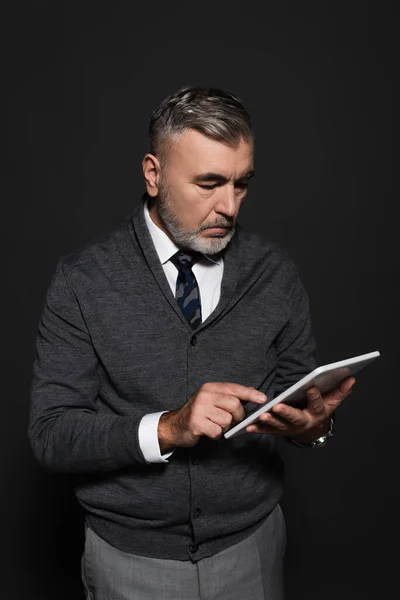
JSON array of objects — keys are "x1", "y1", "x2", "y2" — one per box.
[{"x1": 142, "y1": 129, "x2": 254, "y2": 255}]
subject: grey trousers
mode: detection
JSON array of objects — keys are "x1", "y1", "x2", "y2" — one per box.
[{"x1": 81, "y1": 504, "x2": 286, "y2": 600}]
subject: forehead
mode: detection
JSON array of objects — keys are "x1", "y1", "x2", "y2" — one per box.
[{"x1": 168, "y1": 129, "x2": 254, "y2": 175}]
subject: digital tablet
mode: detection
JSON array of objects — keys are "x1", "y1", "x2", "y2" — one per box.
[{"x1": 224, "y1": 350, "x2": 380, "y2": 439}]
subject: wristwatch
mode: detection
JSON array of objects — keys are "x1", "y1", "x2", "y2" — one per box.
[{"x1": 286, "y1": 415, "x2": 335, "y2": 448}]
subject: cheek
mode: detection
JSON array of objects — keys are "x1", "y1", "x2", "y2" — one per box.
[{"x1": 177, "y1": 187, "x2": 215, "y2": 225}]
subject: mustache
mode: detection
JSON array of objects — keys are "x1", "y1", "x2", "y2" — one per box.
[{"x1": 203, "y1": 222, "x2": 234, "y2": 230}]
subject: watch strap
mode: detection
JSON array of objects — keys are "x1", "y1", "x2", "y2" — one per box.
[{"x1": 286, "y1": 415, "x2": 335, "y2": 448}]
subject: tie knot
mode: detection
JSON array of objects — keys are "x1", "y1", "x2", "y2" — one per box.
[{"x1": 170, "y1": 249, "x2": 202, "y2": 270}]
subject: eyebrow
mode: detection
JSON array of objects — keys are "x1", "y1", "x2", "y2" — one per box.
[{"x1": 192, "y1": 169, "x2": 255, "y2": 184}]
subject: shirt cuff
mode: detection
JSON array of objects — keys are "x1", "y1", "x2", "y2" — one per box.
[{"x1": 138, "y1": 411, "x2": 175, "y2": 463}]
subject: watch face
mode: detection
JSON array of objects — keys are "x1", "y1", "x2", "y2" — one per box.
[
  {"x1": 311, "y1": 438, "x2": 328, "y2": 448},
  {"x1": 311, "y1": 425, "x2": 334, "y2": 448}
]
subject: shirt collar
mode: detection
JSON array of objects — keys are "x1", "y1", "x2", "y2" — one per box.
[{"x1": 143, "y1": 197, "x2": 222, "y2": 266}]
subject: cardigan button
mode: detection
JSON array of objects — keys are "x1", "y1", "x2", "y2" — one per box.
[
  {"x1": 190, "y1": 335, "x2": 197, "y2": 346},
  {"x1": 189, "y1": 544, "x2": 199, "y2": 553}
]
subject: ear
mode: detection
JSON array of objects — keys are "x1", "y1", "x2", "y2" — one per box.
[{"x1": 142, "y1": 153, "x2": 162, "y2": 197}]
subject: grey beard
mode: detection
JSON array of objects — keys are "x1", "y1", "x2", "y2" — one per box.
[{"x1": 156, "y1": 190, "x2": 235, "y2": 256}]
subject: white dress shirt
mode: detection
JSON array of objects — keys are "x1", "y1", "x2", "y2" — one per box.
[{"x1": 138, "y1": 198, "x2": 225, "y2": 463}]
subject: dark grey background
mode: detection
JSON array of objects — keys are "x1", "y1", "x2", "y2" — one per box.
[{"x1": 3, "y1": 1, "x2": 395, "y2": 598}]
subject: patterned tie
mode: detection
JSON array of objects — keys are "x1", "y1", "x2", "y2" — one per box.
[{"x1": 170, "y1": 250, "x2": 203, "y2": 330}]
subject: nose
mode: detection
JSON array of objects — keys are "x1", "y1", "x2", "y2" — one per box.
[{"x1": 214, "y1": 184, "x2": 238, "y2": 218}]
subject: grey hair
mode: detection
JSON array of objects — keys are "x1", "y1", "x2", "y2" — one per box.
[{"x1": 148, "y1": 85, "x2": 254, "y2": 169}]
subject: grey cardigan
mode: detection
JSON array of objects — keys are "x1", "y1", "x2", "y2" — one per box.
[{"x1": 28, "y1": 198, "x2": 317, "y2": 562}]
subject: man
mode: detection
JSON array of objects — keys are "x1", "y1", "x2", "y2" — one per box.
[{"x1": 28, "y1": 86, "x2": 355, "y2": 600}]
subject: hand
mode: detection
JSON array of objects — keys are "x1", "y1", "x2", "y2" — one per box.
[
  {"x1": 158, "y1": 383, "x2": 268, "y2": 451},
  {"x1": 245, "y1": 376, "x2": 356, "y2": 442}
]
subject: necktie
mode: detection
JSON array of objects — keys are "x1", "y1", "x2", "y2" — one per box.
[{"x1": 170, "y1": 250, "x2": 203, "y2": 330}]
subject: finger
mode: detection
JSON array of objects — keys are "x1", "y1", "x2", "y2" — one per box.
[
  {"x1": 243, "y1": 386, "x2": 268, "y2": 404},
  {"x1": 270, "y1": 403, "x2": 307, "y2": 428},
  {"x1": 339, "y1": 376, "x2": 356, "y2": 394},
  {"x1": 209, "y1": 406, "x2": 234, "y2": 430},
  {"x1": 324, "y1": 376, "x2": 356, "y2": 406},
  {"x1": 257, "y1": 411, "x2": 290, "y2": 431},
  {"x1": 210, "y1": 383, "x2": 268, "y2": 405},
  {"x1": 217, "y1": 396, "x2": 246, "y2": 423},
  {"x1": 306, "y1": 386, "x2": 326, "y2": 417},
  {"x1": 246, "y1": 421, "x2": 278, "y2": 434},
  {"x1": 204, "y1": 419, "x2": 223, "y2": 439}
]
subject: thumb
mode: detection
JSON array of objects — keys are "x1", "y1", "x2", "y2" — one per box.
[{"x1": 324, "y1": 377, "x2": 356, "y2": 410}]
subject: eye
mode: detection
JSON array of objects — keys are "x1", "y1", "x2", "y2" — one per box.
[
  {"x1": 235, "y1": 183, "x2": 248, "y2": 191},
  {"x1": 198, "y1": 184, "x2": 218, "y2": 190}
]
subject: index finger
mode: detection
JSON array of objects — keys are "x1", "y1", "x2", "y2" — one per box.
[
  {"x1": 237, "y1": 385, "x2": 267, "y2": 404},
  {"x1": 210, "y1": 382, "x2": 267, "y2": 404}
]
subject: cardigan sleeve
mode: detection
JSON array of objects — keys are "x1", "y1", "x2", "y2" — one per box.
[{"x1": 28, "y1": 259, "x2": 148, "y2": 473}]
